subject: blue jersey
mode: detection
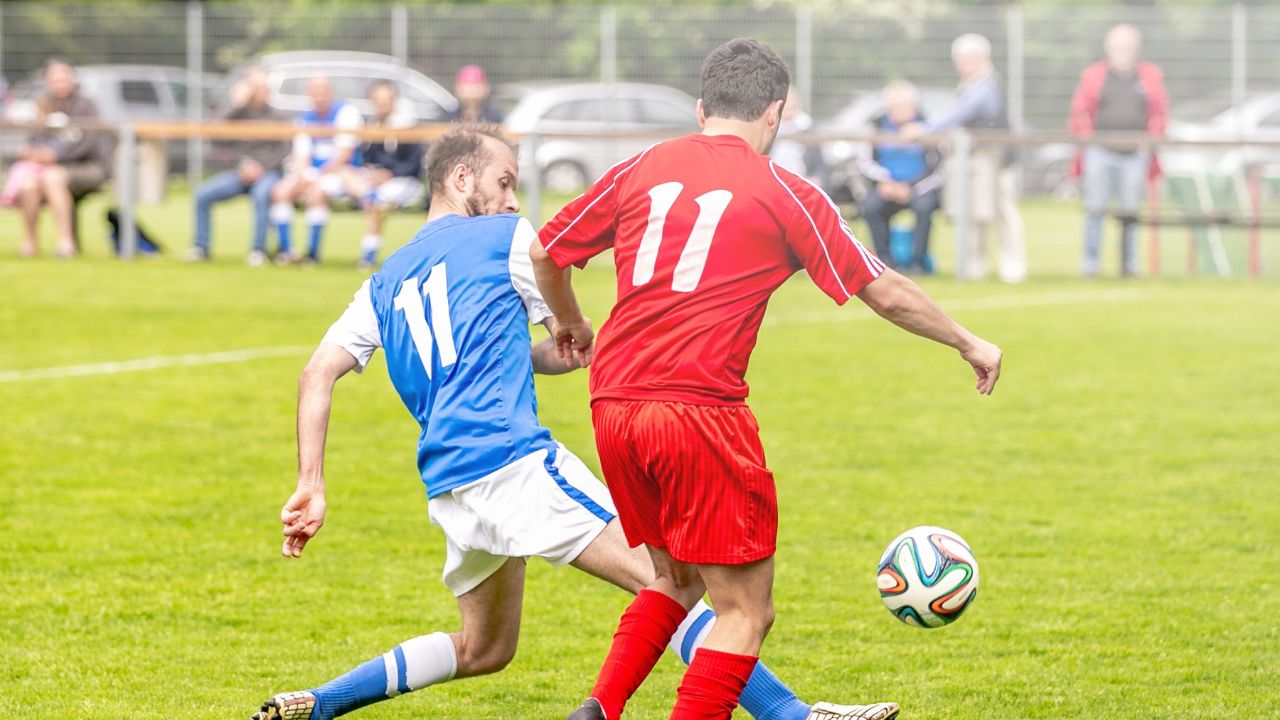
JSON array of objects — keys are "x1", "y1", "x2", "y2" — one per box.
[
  {"x1": 297, "y1": 100, "x2": 363, "y2": 169},
  {"x1": 322, "y1": 214, "x2": 557, "y2": 497}
]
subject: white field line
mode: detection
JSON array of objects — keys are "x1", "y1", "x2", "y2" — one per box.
[
  {"x1": 0, "y1": 345, "x2": 314, "y2": 384},
  {"x1": 762, "y1": 288, "x2": 1148, "y2": 327},
  {"x1": 1, "y1": 289, "x2": 1146, "y2": 385}
]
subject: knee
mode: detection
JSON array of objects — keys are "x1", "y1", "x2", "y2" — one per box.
[
  {"x1": 41, "y1": 166, "x2": 69, "y2": 188},
  {"x1": 455, "y1": 636, "x2": 517, "y2": 678},
  {"x1": 715, "y1": 599, "x2": 776, "y2": 640}
]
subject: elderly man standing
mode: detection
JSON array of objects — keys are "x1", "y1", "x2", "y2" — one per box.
[
  {"x1": 904, "y1": 34, "x2": 1025, "y2": 283},
  {"x1": 1069, "y1": 24, "x2": 1167, "y2": 278},
  {"x1": 11, "y1": 58, "x2": 112, "y2": 258},
  {"x1": 858, "y1": 81, "x2": 943, "y2": 274}
]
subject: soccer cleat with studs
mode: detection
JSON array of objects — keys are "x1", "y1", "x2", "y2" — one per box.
[
  {"x1": 251, "y1": 690, "x2": 317, "y2": 720},
  {"x1": 566, "y1": 697, "x2": 606, "y2": 720},
  {"x1": 805, "y1": 701, "x2": 900, "y2": 720}
]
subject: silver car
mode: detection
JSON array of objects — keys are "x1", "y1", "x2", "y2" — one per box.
[
  {"x1": 499, "y1": 82, "x2": 697, "y2": 193},
  {"x1": 251, "y1": 51, "x2": 458, "y2": 122}
]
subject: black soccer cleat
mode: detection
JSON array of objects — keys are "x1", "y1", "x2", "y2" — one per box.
[{"x1": 566, "y1": 697, "x2": 607, "y2": 720}]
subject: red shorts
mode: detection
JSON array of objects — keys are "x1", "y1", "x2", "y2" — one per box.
[{"x1": 591, "y1": 399, "x2": 778, "y2": 565}]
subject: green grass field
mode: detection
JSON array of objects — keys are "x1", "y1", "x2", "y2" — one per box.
[{"x1": 1, "y1": 191, "x2": 1278, "y2": 719}]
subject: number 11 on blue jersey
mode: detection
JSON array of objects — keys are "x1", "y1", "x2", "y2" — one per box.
[{"x1": 393, "y1": 262, "x2": 458, "y2": 378}]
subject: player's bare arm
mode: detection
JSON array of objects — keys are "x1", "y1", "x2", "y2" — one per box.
[
  {"x1": 532, "y1": 317, "x2": 593, "y2": 375},
  {"x1": 530, "y1": 241, "x2": 594, "y2": 364},
  {"x1": 281, "y1": 342, "x2": 359, "y2": 558},
  {"x1": 856, "y1": 269, "x2": 1003, "y2": 395}
]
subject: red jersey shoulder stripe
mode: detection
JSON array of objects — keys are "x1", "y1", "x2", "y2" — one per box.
[
  {"x1": 542, "y1": 142, "x2": 662, "y2": 251},
  {"x1": 768, "y1": 161, "x2": 885, "y2": 300}
]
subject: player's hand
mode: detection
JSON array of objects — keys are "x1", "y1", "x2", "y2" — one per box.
[
  {"x1": 280, "y1": 486, "x2": 327, "y2": 558},
  {"x1": 960, "y1": 338, "x2": 1002, "y2": 395},
  {"x1": 551, "y1": 316, "x2": 594, "y2": 368}
]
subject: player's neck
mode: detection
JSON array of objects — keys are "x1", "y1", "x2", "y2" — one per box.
[
  {"x1": 700, "y1": 119, "x2": 772, "y2": 155},
  {"x1": 426, "y1": 197, "x2": 470, "y2": 224}
]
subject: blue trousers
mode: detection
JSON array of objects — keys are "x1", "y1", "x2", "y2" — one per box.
[
  {"x1": 193, "y1": 169, "x2": 282, "y2": 254},
  {"x1": 861, "y1": 187, "x2": 941, "y2": 271},
  {"x1": 1082, "y1": 146, "x2": 1148, "y2": 275}
]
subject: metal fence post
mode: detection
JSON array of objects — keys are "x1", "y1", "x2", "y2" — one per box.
[
  {"x1": 392, "y1": 3, "x2": 409, "y2": 65},
  {"x1": 600, "y1": 6, "x2": 617, "y2": 83},
  {"x1": 951, "y1": 130, "x2": 973, "y2": 282},
  {"x1": 795, "y1": 6, "x2": 813, "y2": 114},
  {"x1": 1006, "y1": 4, "x2": 1025, "y2": 132},
  {"x1": 186, "y1": 0, "x2": 204, "y2": 189},
  {"x1": 1232, "y1": 3, "x2": 1247, "y2": 136},
  {"x1": 526, "y1": 132, "x2": 542, "y2": 228},
  {"x1": 117, "y1": 123, "x2": 138, "y2": 261}
]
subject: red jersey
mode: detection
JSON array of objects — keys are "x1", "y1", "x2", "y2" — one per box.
[{"x1": 538, "y1": 133, "x2": 886, "y2": 406}]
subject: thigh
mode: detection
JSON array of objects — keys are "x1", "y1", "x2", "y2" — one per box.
[
  {"x1": 571, "y1": 518, "x2": 656, "y2": 594},
  {"x1": 910, "y1": 188, "x2": 941, "y2": 215},
  {"x1": 592, "y1": 401, "x2": 665, "y2": 552},
  {"x1": 1117, "y1": 153, "x2": 1148, "y2": 213},
  {"x1": 1081, "y1": 146, "x2": 1111, "y2": 212},
  {"x1": 643, "y1": 403, "x2": 779, "y2": 566},
  {"x1": 62, "y1": 163, "x2": 105, "y2": 195},
  {"x1": 454, "y1": 556, "x2": 526, "y2": 671},
  {"x1": 198, "y1": 170, "x2": 247, "y2": 202},
  {"x1": 249, "y1": 171, "x2": 282, "y2": 201}
]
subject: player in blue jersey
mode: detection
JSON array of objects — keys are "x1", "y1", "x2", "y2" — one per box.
[
  {"x1": 250, "y1": 126, "x2": 896, "y2": 720},
  {"x1": 269, "y1": 74, "x2": 365, "y2": 265}
]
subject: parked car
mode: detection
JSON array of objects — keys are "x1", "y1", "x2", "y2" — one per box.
[
  {"x1": 1163, "y1": 91, "x2": 1280, "y2": 175},
  {"x1": 499, "y1": 81, "x2": 697, "y2": 193},
  {"x1": 1, "y1": 64, "x2": 222, "y2": 166},
  {"x1": 249, "y1": 51, "x2": 457, "y2": 123}
]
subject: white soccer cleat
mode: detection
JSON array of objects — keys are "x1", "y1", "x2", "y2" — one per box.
[
  {"x1": 805, "y1": 701, "x2": 900, "y2": 720},
  {"x1": 251, "y1": 690, "x2": 317, "y2": 720}
]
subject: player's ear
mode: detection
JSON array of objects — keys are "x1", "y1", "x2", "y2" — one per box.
[
  {"x1": 451, "y1": 162, "x2": 473, "y2": 194},
  {"x1": 695, "y1": 99, "x2": 707, "y2": 129},
  {"x1": 765, "y1": 99, "x2": 785, "y2": 129}
]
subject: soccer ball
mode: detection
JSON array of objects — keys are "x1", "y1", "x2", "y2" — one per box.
[{"x1": 876, "y1": 526, "x2": 979, "y2": 628}]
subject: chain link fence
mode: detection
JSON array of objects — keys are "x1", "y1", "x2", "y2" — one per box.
[{"x1": 2, "y1": 2, "x2": 1278, "y2": 129}]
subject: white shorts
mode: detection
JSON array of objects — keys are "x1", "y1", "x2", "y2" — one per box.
[
  {"x1": 372, "y1": 176, "x2": 425, "y2": 209},
  {"x1": 427, "y1": 444, "x2": 616, "y2": 597},
  {"x1": 317, "y1": 172, "x2": 348, "y2": 200}
]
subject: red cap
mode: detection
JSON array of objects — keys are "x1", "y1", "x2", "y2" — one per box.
[{"x1": 456, "y1": 65, "x2": 487, "y2": 85}]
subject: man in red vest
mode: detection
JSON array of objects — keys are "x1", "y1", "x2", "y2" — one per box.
[{"x1": 1069, "y1": 24, "x2": 1168, "y2": 278}]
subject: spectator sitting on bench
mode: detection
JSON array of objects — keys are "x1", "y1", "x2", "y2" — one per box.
[
  {"x1": 5, "y1": 58, "x2": 112, "y2": 259},
  {"x1": 858, "y1": 81, "x2": 944, "y2": 274},
  {"x1": 269, "y1": 74, "x2": 364, "y2": 265},
  {"x1": 186, "y1": 66, "x2": 288, "y2": 265},
  {"x1": 337, "y1": 80, "x2": 425, "y2": 270}
]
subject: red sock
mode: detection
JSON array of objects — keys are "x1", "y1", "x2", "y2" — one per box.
[
  {"x1": 590, "y1": 589, "x2": 689, "y2": 720},
  {"x1": 669, "y1": 648, "x2": 759, "y2": 720}
]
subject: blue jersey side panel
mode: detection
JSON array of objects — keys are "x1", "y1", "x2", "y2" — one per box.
[{"x1": 368, "y1": 214, "x2": 555, "y2": 497}]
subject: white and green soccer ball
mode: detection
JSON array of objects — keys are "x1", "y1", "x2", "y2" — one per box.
[{"x1": 877, "y1": 526, "x2": 979, "y2": 628}]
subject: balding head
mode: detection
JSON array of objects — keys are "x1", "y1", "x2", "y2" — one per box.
[
  {"x1": 307, "y1": 74, "x2": 333, "y2": 112},
  {"x1": 884, "y1": 81, "x2": 920, "y2": 126},
  {"x1": 1105, "y1": 24, "x2": 1141, "y2": 74},
  {"x1": 951, "y1": 34, "x2": 992, "y2": 81}
]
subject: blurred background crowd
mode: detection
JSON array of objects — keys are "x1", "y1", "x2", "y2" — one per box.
[{"x1": 1, "y1": 1, "x2": 1277, "y2": 279}]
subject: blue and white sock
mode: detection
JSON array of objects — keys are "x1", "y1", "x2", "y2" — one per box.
[
  {"x1": 305, "y1": 206, "x2": 330, "y2": 260},
  {"x1": 271, "y1": 202, "x2": 294, "y2": 255},
  {"x1": 310, "y1": 632, "x2": 457, "y2": 720},
  {"x1": 360, "y1": 234, "x2": 381, "y2": 266},
  {"x1": 669, "y1": 600, "x2": 811, "y2": 720}
]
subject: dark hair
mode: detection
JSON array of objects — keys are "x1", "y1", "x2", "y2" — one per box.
[
  {"x1": 425, "y1": 124, "x2": 517, "y2": 196},
  {"x1": 367, "y1": 79, "x2": 397, "y2": 97},
  {"x1": 700, "y1": 38, "x2": 791, "y2": 122}
]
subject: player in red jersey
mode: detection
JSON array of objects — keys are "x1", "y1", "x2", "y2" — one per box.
[{"x1": 532, "y1": 39, "x2": 1002, "y2": 720}]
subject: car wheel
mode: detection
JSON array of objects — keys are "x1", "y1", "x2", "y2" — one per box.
[{"x1": 542, "y1": 160, "x2": 588, "y2": 194}]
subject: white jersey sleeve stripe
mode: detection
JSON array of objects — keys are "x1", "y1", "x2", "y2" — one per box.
[
  {"x1": 770, "y1": 162, "x2": 869, "y2": 301},
  {"x1": 509, "y1": 217, "x2": 554, "y2": 325},
  {"x1": 794, "y1": 168, "x2": 888, "y2": 275},
  {"x1": 543, "y1": 143, "x2": 659, "y2": 251}
]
